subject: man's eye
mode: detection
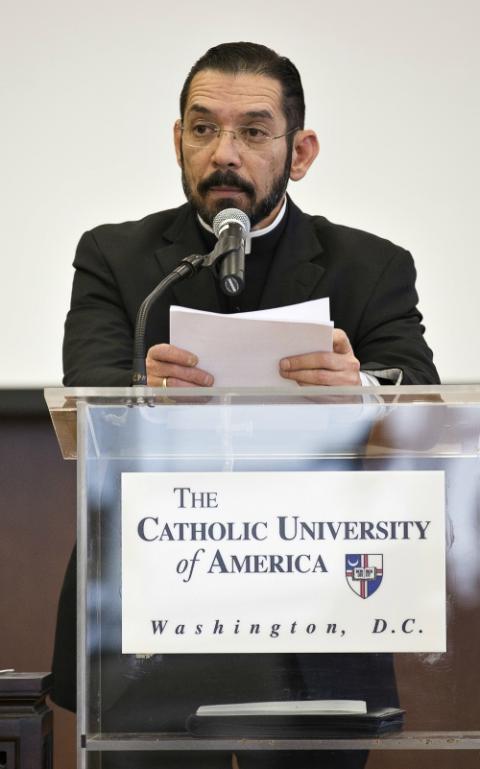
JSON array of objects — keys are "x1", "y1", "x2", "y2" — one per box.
[
  {"x1": 241, "y1": 127, "x2": 269, "y2": 143},
  {"x1": 192, "y1": 123, "x2": 217, "y2": 136}
]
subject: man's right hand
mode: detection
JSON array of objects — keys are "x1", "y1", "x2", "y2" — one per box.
[{"x1": 146, "y1": 343, "x2": 214, "y2": 387}]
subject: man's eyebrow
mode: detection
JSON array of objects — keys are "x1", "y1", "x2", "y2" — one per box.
[
  {"x1": 243, "y1": 110, "x2": 274, "y2": 121},
  {"x1": 186, "y1": 105, "x2": 275, "y2": 121},
  {"x1": 187, "y1": 104, "x2": 212, "y2": 115}
]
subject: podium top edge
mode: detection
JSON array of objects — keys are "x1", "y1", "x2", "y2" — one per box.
[
  {"x1": 42, "y1": 385, "x2": 480, "y2": 460},
  {"x1": 44, "y1": 384, "x2": 480, "y2": 412}
]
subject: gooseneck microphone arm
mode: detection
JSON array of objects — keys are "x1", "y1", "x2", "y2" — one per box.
[
  {"x1": 132, "y1": 253, "x2": 205, "y2": 385},
  {"x1": 131, "y1": 241, "x2": 243, "y2": 384}
]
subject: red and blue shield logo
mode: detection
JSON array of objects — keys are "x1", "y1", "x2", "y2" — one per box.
[{"x1": 345, "y1": 554, "x2": 383, "y2": 599}]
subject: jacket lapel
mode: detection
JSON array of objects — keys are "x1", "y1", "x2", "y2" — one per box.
[
  {"x1": 153, "y1": 204, "x2": 221, "y2": 312},
  {"x1": 259, "y1": 198, "x2": 326, "y2": 309}
]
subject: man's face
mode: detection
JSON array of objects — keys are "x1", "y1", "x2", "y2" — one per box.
[{"x1": 174, "y1": 70, "x2": 293, "y2": 229}]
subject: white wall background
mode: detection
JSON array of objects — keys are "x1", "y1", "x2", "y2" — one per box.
[{"x1": 1, "y1": 0, "x2": 478, "y2": 386}]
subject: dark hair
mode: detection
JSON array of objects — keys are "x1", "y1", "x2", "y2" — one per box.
[{"x1": 179, "y1": 42, "x2": 305, "y2": 131}]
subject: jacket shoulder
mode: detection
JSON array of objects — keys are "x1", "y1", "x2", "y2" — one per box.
[
  {"x1": 80, "y1": 205, "x2": 188, "y2": 257},
  {"x1": 307, "y1": 213, "x2": 410, "y2": 261}
]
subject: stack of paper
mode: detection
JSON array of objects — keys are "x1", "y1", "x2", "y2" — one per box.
[{"x1": 170, "y1": 298, "x2": 333, "y2": 387}]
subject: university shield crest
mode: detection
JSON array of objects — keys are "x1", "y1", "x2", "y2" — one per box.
[{"x1": 345, "y1": 554, "x2": 383, "y2": 599}]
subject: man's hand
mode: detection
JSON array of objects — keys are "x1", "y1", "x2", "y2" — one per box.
[
  {"x1": 146, "y1": 343, "x2": 214, "y2": 387},
  {"x1": 279, "y1": 329, "x2": 361, "y2": 386}
]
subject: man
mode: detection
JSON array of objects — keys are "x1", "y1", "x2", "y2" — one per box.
[
  {"x1": 63, "y1": 42, "x2": 438, "y2": 390},
  {"x1": 54, "y1": 42, "x2": 439, "y2": 768}
]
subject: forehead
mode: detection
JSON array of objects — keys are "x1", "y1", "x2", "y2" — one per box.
[{"x1": 184, "y1": 70, "x2": 284, "y2": 122}]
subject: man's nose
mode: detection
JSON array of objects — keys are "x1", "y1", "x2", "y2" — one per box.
[{"x1": 210, "y1": 129, "x2": 242, "y2": 167}]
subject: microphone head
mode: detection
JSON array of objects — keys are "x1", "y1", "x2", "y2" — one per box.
[{"x1": 212, "y1": 208, "x2": 251, "y2": 238}]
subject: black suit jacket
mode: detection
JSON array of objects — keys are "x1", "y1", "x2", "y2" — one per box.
[{"x1": 63, "y1": 198, "x2": 439, "y2": 386}]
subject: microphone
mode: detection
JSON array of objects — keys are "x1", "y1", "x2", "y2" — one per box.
[{"x1": 212, "y1": 208, "x2": 251, "y2": 296}]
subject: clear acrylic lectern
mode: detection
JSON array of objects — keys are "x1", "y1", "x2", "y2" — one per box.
[{"x1": 45, "y1": 385, "x2": 480, "y2": 769}]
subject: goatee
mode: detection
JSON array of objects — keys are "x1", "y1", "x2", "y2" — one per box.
[{"x1": 180, "y1": 151, "x2": 292, "y2": 228}]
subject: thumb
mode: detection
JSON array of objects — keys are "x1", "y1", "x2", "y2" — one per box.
[{"x1": 333, "y1": 329, "x2": 353, "y2": 354}]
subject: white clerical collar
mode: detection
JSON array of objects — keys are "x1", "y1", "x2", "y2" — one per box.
[{"x1": 197, "y1": 197, "x2": 287, "y2": 239}]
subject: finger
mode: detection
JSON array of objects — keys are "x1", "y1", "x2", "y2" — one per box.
[
  {"x1": 280, "y1": 351, "x2": 323, "y2": 372},
  {"x1": 281, "y1": 367, "x2": 361, "y2": 386},
  {"x1": 147, "y1": 363, "x2": 213, "y2": 387},
  {"x1": 147, "y1": 343, "x2": 198, "y2": 367},
  {"x1": 280, "y1": 330, "x2": 356, "y2": 372},
  {"x1": 280, "y1": 351, "x2": 348, "y2": 372},
  {"x1": 156, "y1": 377, "x2": 210, "y2": 388}
]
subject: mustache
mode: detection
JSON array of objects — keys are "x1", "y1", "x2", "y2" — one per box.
[{"x1": 197, "y1": 170, "x2": 255, "y2": 197}]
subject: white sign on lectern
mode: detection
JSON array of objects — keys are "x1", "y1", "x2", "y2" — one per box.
[{"x1": 121, "y1": 470, "x2": 445, "y2": 654}]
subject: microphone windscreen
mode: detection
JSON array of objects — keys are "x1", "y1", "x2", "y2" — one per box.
[{"x1": 212, "y1": 208, "x2": 251, "y2": 238}]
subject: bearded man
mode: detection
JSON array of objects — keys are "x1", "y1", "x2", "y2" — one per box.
[{"x1": 54, "y1": 41, "x2": 439, "y2": 769}]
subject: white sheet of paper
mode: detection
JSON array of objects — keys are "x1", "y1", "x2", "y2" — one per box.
[
  {"x1": 171, "y1": 297, "x2": 331, "y2": 324},
  {"x1": 170, "y1": 300, "x2": 333, "y2": 387}
]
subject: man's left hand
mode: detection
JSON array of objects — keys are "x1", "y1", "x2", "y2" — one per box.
[{"x1": 279, "y1": 328, "x2": 361, "y2": 386}]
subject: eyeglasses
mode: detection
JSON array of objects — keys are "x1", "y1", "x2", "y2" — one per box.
[{"x1": 180, "y1": 122, "x2": 299, "y2": 150}]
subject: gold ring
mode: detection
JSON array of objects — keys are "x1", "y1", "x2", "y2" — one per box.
[{"x1": 162, "y1": 376, "x2": 168, "y2": 388}]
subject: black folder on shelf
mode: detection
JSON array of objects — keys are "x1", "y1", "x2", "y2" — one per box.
[{"x1": 186, "y1": 707, "x2": 405, "y2": 739}]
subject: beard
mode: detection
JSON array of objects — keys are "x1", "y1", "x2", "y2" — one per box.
[{"x1": 180, "y1": 146, "x2": 292, "y2": 228}]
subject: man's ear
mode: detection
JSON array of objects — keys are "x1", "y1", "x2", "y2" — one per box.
[
  {"x1": 289, "y1": 130, "x2": 320, "y2": 181},
  {"x1": 173, "y1": 120, "x2": 182, "y2": 166}
]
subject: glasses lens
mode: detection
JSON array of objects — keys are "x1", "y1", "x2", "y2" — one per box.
[
  {"x1": 183, "y1": 122, "x2": 218, "y2": 147},
  {"x1": 238, "y1": 126, "x2": 271, "y2": 147}
]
